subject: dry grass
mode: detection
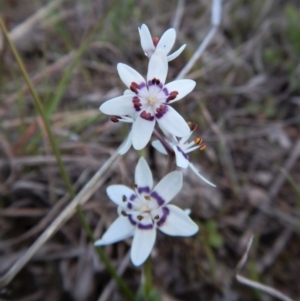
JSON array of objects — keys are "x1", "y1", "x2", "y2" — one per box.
[{"x1": 0, "y1": 0, "x2": 300, "y2": 300}]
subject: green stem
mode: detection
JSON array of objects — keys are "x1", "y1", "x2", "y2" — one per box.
[
  {"x1": 143, "y1": 256, "x2": 153, "y2": 297},
  {"x1": 0, "y1": 18, "x2": 75, "y2": 198},
  {"x1": 0, "y1": 19, "x2": 134, "y2": 301}
]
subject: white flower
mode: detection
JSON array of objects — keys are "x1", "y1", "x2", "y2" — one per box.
[
  {"x1": 100, "y1": 49, "x2": 196, "y2": 150},
  {"x1": 152, "y1": 122, "x2": 216, "y2": 187},
  {"x1": 138, "y1": 24, "x2": 186, "y2": 61},
  {"x1": 94, "y1": 157, "x2": 199, "y2": 266}
]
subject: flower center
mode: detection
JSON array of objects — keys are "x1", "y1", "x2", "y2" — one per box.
[
  {"x1": 147, "y1": 95, "x2": 157, "y2": 106},
  {"x1": 140, "y1": 204, "x2": 151, "y2": 213}
]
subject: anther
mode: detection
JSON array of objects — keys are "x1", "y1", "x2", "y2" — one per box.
[
  {"x1": 166, "y1": 91, "x2": 178, "y2": 102},
  {"x1": 154, "y1": 215, "x2": 159, "y2": 220},
  {"x1": 137, "y1": 215, "x2": 143, "y2": 221},
  {"x1": 144, "y1": 196, "x2": 151, "y2": 201},
  {"x1": 152, "y1": 37, "x2": 159, "y2": 47},
  {"x1": 121, "y1": 211, "x2": 127, "y2": 217},
  {"x1": 156, "y1": 105, "x2": 166, "y2": 114},
  {"x1": 122, "y1": 195, "x2": 127, "y2": 202},
  {"x1": 141, "y1": 111, "x2": 153, "y2": 121},
  {"x1": 194, "y1": 137, "x2": 203, "y2": 145},
  {"x1": 111, "y1": 116, "x2": 120, "y2": 123},
  {"x1": 188, "y1": 122, "x2": 198, "y2": 131},
  {"x1": 133, "y1": 183, "x2": 138, "y2": 189},
  {"x1": 199, "y1": 143, "x2": 207, "y2": 151},
  {"x1": 130, "y1": 82, "x2": 139, "y2": 93}
]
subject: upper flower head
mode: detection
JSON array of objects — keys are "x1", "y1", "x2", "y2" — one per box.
[
  {"x1": 99, "y1": 49, "x2": 196, "y2": 150},
  {"x1": 94, "y1": 157, "x2": 199, "y2": 266},
  {"x1": 152, "y1": 122, "x2": 216, "y2": 187},
  {"x1": 138, "y1": 24, "x2": 186, "y2": 61}
]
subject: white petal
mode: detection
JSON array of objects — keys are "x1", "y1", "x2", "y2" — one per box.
[
  {"x1": 164, "y1": 79, "x2": 196, "y2": 103},
  {"x1": 138, "y1": 24, "x2": 155, "y2": 57},
  {"x1": 152, "y1": 171, "x2": 182, "y2": 204},
  {"x1": 123, "y1": 89, "x2": 135, "y2": 95},
  {"x1": 100, "y1": 95, "x2": 135, "y2": 116},
  {"x1": 167, "y1": 44, "x2": 186, "y2": 61},
  {"x1": 94, "y1": 216, "x2": 135, "y2": 246},
  {"x1": 106, "y1": 185, "x2": 136, "y2": 207},
  {"x1": 147, "y1": 49, "x2": 168, "y2": 85},
  {"x1": 189, "y1": 163, "x2": 216, "y2": 187},
  {"x1": 173, "y1": 145, "x2": 190, "y2": 168},
  {"x1": 117, "y1": 63, "x2": 145, "y2": 89},
  {"x1": 119, "y1": 131, "x2": 132, "y2": 155},
  {"x1": 156, "y1": 106, "x2": 190, "y2": 137},
  {"x1": 158, "y1": 205, "x2": 199, "y2": 236},
  {"x1": 131, "y1": 225, "x2": 156, "y2": 266},
  {"x1": 151, "y1": 140, "x2": 168, "y2": 155},
  {"x1": 179, "y1": 131, "x2": 193, "y2": 145},
  {"x1": 156, "y1": 28, "x2": 176, "y2": 55},
  {"x1": 135, "y1": 157, "x2": 153, "y2": 189},
  {"x1": 184, "y1": 208, "x2": 191, "y2": 215},
  {"x1": 131, "y1": 114, "x2": 155, "y2": 150}
]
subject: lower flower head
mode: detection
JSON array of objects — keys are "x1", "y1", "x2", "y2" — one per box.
[{"x1": 94, "y1": 157, "x2": 199, "y2": 266}]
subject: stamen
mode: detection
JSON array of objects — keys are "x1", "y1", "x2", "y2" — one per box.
[
  {"x1": 132, "y1": 96, "x2": 142, "y2": 111},
  {"x1": 188, "y1": 121, "x2": 198, "y2": 131},
  {"x1": 194, "y1": 137, "x2": 203, "y2": 145},
  {"x1": 155, "y1": 105, "x2": 167, "y2": 118},
  {"x1": 133, "y1": 183, "x2": 138, "y2": 189},
  {"x1": 130, "y1": 82, "x2": 140, "y2": 93},
  {"x1": 152, "y1": 37, "x2": 159, "y2": 47},
  {"x1": 121, "y1": 211, "x2": 127, "y2": 217},
  {"x1": 154, "y1": 215, "x2": 159, "y2": 220},
  {"x1": 122, "y1": 195, "x2": 127, "y2": 202},
  {"x1": 199, "y1": 143, "x2": 207, "y2": 151},
  {"x1": 141, "y1": 110, "x2": 154, "y2": 121},
  {"x1": 144, "y1": 195, "x2": 151, "y2": 201},
  {"x1": 111, "y1": 116, "x2": 120, "y2": 123},
  {"x1": 137, "y1": 215, "x2": 143, "y2": 221},
  {"x1": 166, "y1": 91, "x2": 178, "y2": 102}
]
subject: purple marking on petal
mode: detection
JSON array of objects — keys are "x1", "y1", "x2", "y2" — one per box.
[
  {"x1": 138, "y1": 186, "x2": 150, "y2": 194},
  {"x1": 148, "y1": 80, "x2": 154, "y2": 86},
  {"x1": 156, "y1": 206, "x2": 170, "y2": 227},
  {"x1": 139, "y1": 82, "x2": 146, "y2": 89},
  {"x1": 128, "y1": 215, "x2": 137, "y2": 226},
  {"x1": 176, "y1": 146, "x2": 190, "y2": 161},
  {"x1": 155, "y1": 105, "x2": 168, "y2": 119},
  {"x1": 138, "y1": 223, "x2": 153, "y2": 230},
  {"x1": 130, "y1": 194, "x2": 136, "y2": 201},
  {"x1": 158, "y1": 83, "x2": 163, "y2": 89},
  {"x1": 163, "y1": 87, "x2": 169, "y2": 96},
  {"x1": 150, "y1": 191, "x2": 165, "y2": 206},
  {"x1": 127, "y1": 202, "x2": 133, "y2": 209}
]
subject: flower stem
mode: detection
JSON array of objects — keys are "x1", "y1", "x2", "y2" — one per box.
[
  {"x1": 0, "y1": 19, "x2": 134, "y2": 301},
  {"x1": 153, "y1": 129, "x2": 176, "y2": 174},
  {"x1": 143, "y1": 256, "x2": 153, "y2": 297},
  {"x1": 153, "y1": 129, "x2": 174, "y2": 155}
]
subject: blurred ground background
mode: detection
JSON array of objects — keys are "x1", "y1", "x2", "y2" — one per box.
[{"x1": 0, "y1": 0, "x2": 300, "y2": 300}]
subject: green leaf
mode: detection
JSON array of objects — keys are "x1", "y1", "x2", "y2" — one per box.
[{"x1": 206, "y1": 220, "x2": 223, "y2": 249}]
